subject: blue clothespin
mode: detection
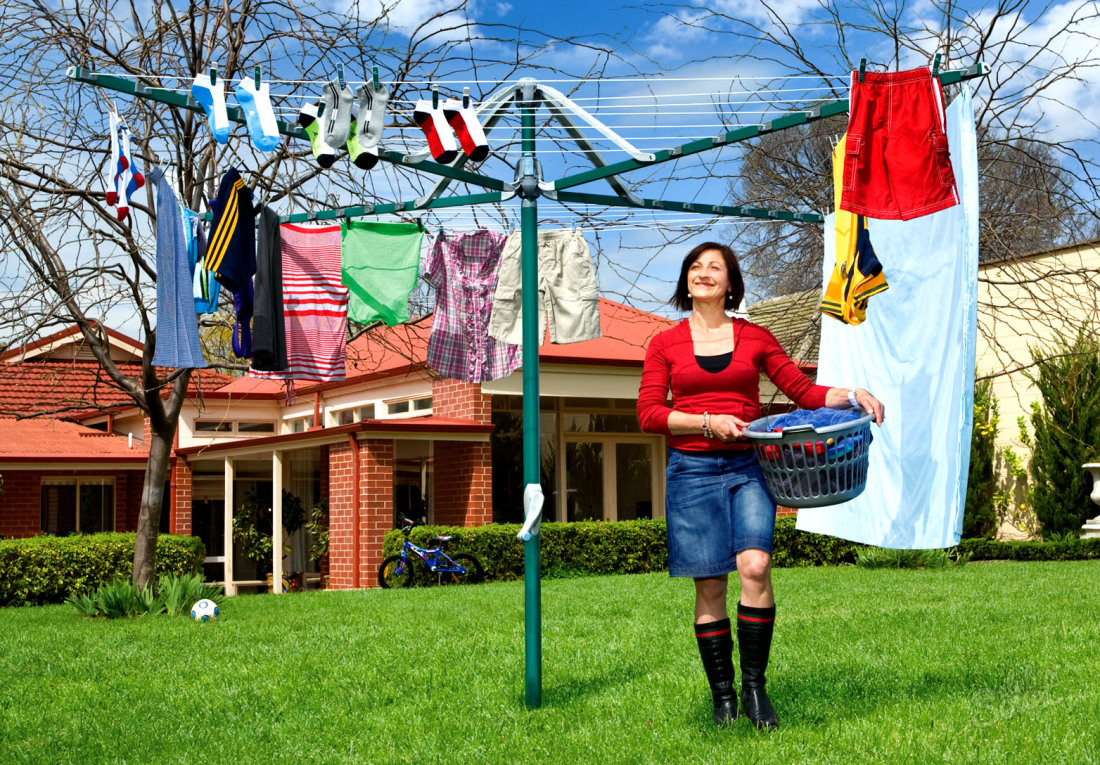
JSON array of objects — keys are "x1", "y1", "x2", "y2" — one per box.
[
  {"x1": 431, "y1": 83, "x2": 439, "y2": 109},
  {"x1": 931, "y1": 53, "x2": 942, "y2": 77},
  {"x1": 462, "y1": 86, "x2": 471, "y2": 110},
  {"x1": 254, "y1": 65, "x2": 262, "y2": 89},
  {"x1": 337, "y1": 63, "x2": 346, "y2": 89},
  {"x1": 372, "y1": 66, "x2": 381, "y2": 90},
  {"x1": 858, "y1": 58, "x2": 867, "y2": 83}
]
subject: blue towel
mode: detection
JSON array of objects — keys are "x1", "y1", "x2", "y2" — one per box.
[
  {"x1": 766, "y1": 408, "x2": 863, "y2": 432},
  {"x1": 150, "y1": 168, "x2": 207, "y2": 369}
]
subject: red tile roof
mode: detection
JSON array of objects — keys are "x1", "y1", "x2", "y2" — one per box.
[
  {"x1": 0, "y1": 417, "x2": 149, "y2": 462},
  {"x1": 0, "y1": 360, "x2": 234, "y2": 419},
  {"x1": 210, "y1": 298, "x2": 675, "y2": 397},
  {"x1": 0, "y1": 323, "x2": 143, "y2": 363}
]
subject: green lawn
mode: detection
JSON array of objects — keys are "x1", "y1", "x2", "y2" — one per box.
[{"x1": 1, "y1": 562, "x2": 1099, "y2": 764}]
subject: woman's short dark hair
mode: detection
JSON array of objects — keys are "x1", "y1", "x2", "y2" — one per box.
[{"x1": 670, "y1": 242, "x2": 745, "y2": 312}]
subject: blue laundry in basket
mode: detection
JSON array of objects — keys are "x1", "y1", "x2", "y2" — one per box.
[{"x1": 767, "y1": 408, "x2": 863, "y2": 432}]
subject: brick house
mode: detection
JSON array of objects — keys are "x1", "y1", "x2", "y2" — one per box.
[{"x1": 1, "y1": 299, "x2": 817, "y2": 591}]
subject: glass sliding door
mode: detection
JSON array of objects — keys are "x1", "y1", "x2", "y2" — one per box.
[{"x1": 566, "y1": 441, "x2": 604, "y2": 521}]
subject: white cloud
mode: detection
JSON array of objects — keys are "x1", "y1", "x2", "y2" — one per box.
[
  {"x1": 348, "y1": 0, "x2": 477, "y2": 39},
  {"x1": 495, "y1": 2, "x2": 512, "y2": 15}
]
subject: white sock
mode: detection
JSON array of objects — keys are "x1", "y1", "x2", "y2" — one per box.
[
  {"x1": 190, "y1": 73, "x2": 230, "y2": 144},
  {"x1": 235, "y1": 77, "x2": 281, "y2": 152},
  {"x1": 105, "y1": 110, "x2": 121, "y2": 206}
]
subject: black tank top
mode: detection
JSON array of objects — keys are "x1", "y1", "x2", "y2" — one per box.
[{"x1": 695, "y1": 351, "x2": 732, "y2": 373}]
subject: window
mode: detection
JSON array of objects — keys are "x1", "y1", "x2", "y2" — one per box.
[
  {"x1": 236, "y1": 421, "x2": 275, "y2": 434},
  {"x1": 359, "y1": 403, "x2": 376, "y2": 421},
  {"x1": 41, "y1": 478, "x2": 114, "y2": 536},
  {"x1": 195, "y1": 421, "x2": 232, "y2": 433},
  {"x1": 338, "y1": 409, "x2": 357, "y2": 426},
  {"x1": 387, "y1": 400, "x2": 410, "y2": 415},
  {"x1": 413, "y1": 397, "x2": 433, "y2": 412},
  {"x1": 289, "y1": 416, "x2": 314, "y2": 433}
]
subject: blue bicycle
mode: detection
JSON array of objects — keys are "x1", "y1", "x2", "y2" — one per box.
[{"x1": 378, "y1": 515, "x2": 484, "y2": 588}]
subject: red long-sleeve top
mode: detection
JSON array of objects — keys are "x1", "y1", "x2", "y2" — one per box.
[{"x1": 637, "y1": 318, "x2": 831, "y2": 452}]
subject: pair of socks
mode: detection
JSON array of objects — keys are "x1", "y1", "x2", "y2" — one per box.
[
  {"x1": 103, "y1": 111, "x2": 144, "y2": 221},
  {"x1": 413, "y1": 98, "x2": 489, "y2": 163},
  {"x1": 190, "y1": 73, "x2": 230, "y2": 144},
  {"x1": 234, "y1": 78, "x2": 281, "y2": 151},
  {"x1": 298, "y1": 101, "x2": 378, "y2": 170}
]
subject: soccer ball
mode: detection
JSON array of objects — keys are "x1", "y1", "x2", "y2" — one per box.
[{"x1": 191, "y1": 599, "x2": 220, "y2": 622}]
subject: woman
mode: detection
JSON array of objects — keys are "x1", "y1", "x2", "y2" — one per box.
[{"x1": 637, "y1": 243, "x2": 884, "y2": 729}]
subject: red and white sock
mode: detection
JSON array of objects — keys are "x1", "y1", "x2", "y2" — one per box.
[
  {"x1": 413, "y1": 99, "x2": 458, "y2": 164},
  {"x1": 443, "y1": 99, "x2": 489, "y2": 162},
  {"x1": 105, "y1": 111, "x2": 121, "y2": 206},
  {"x1": 115, "y1": 164, "x2": 131, "y2": 222},
  {"x1": 119, "y1": 125, "x2": 144, "y2": 193}
]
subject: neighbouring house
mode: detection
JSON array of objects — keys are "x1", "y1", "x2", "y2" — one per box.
[
  {"x1": 975, "y1": 236, "x2": 1100, "y2": 538},
  {"x1": 0, "y1": 299, "x2": 819, "y2": 590}
]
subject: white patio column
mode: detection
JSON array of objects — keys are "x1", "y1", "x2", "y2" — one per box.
[
  {"x1": 272, "y1": 450, "x2": 285, "y2": 593},
  {"x1": 223, "y1": 457, "x2": 236, "y2": 596}
]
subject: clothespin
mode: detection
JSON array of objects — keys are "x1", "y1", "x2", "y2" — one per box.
[
  {"x1": 415, "y1": 218, "x2": 425, "y2": 233},
  {"x1": 431, "y1": 83, "x2": 439, "y2": 109},
  {"x1": 570, "y1": 218, "x2": 576, "y2": 233},
  {"x1": 462, "y1": 86, "x2": 471, "y2": 110},
  {"x1": 858, "y1": 58, "x2": 867, "y2": 83},
  {"x1": 372, "y1": 66, "x2": 381, "y2": 90},
  {"x1": 209, "y1": 64, "x2": 219, "y2": 86},
  {"x1": 254, "y1": 65, "x2": 262, "y2": 89},
  {"x1": 337, "y1": 63, "x2": 346, "y2": 89},
  {"x1": 931, "y1": 53, "x2": 942, "y2": 77}
]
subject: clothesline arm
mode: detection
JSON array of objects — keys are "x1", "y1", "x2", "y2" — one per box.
[
  {"x1": 549, "y1": 190, "x2": 824, "y2": 223},
  {"x1": 198, "y1": 189, "x2": 514, "y2": 224},
  {"x1": 550, "y1": 62, "x2": 988, "y2": 193},
  {"x1": 66, "y1": 66, "x2": 506, "y2": 192}
]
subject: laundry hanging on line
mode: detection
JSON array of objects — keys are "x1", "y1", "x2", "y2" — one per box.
[
  {"x1": 204, "y1": 167, "x2": 256, "y2": 358},
  {"x1": 183, "y1": 207, "x2": 220, "y2": 315},
  {"x1": 251, "y1": 204, "x2": 287, "y2": 372},
  {"x1": 341, "y1": 220, "x2": 424, "y2": 326},
  {"x1": 248, "y1": 223, "x2": 348, "y2": 383},
  {"x1": 149, "y1": 166, "x2": 206, "y2": 370},
  {"x1": 820, "y1": 133, "x2": 888, "y2": 325}
]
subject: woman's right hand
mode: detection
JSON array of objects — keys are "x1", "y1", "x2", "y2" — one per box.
[{"x1": 709, "y1": 414, "x2": 750, "y2": 442}]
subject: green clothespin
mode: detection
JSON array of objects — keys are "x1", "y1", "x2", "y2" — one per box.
[
  {"x1": 858, "y1": 58, "x2": 867, "y2": 83},
  {"x1": 432, "y1": 83, "x2": 439, "y2": 109},
  {"x1": 931, "y1": 53, "x2": 942, "y2": 77},
  {"x1": 337, "y1": 63, "x2": 346, "y2": 89},
  {"x1": 209, "y1": 65, "x2": 219, "y2": 86},
  {"x1": 372, "y1": 66, "x2": 380, "y2": 90},
  {"x1": 254, "y1": 66, "x2": 262, "y2": 89}
]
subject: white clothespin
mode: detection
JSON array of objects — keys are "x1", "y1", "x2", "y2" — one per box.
[{"x1": 517, "y1": 483, "x2": 544, "y2": 541}]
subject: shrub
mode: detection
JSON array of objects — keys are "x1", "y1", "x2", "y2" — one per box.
[
  {"x1": 0, "y1": 533, "x2": 205, "y2": 607},
  {"x1": 381, "y1": 517, "x2": 862, "y2": 584},
  {"x1": 964, "y1": 378, "x2": 999, "y2": 538},
  {"x1": 66, "y1": 574, "x2": 223, "y2": 619},
  {"x1": 1027, "y1": 328, "x2": 1100, "y2": 536},
  {"x1": 856, "y1": 547, "x2": 970, "y2": 569},
  {"x1": 957, "y1": 537, "x2": 1100, "y2": 562}
]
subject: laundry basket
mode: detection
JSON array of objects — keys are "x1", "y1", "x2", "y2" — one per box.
[{"x1": 743, "y1": 410, "x2": 874, "y2": 508}]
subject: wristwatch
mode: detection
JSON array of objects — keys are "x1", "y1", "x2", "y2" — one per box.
[{"x1": 847, "y1": 389, "x2": 860, "y2": 409}]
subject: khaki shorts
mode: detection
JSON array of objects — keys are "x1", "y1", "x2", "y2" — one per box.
[{"x1": 488, "y1": 229, "x2": 601, "y2": 345}]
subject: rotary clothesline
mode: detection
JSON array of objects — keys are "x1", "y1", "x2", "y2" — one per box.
[{"x1": 70, "y1": 62, "x2": 989, "y2": 710}]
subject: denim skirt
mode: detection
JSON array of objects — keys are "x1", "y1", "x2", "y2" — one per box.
[{"x1": 664, "y1": 448, "x2": 777, "y2": 578}]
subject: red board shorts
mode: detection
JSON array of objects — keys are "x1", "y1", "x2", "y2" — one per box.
[{"x1": 840, "y1": 67, "x2": 959, "y2": 221}]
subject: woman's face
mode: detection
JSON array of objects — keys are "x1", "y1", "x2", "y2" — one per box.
[{"x1": 687, "y1": 249, "x2": 729, "y2": 304}]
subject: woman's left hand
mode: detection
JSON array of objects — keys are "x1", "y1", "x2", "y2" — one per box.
[{"x1": 852, "y1": 388, "x2": 885, "y2": 425}]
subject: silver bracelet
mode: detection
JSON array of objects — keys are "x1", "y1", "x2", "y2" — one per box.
[
  {"x1": 702, "y1": 411, "x2": 713, "y2": 439},
  {"x1": 847, "y1": 388, "x2": 860, "y2": 409}
]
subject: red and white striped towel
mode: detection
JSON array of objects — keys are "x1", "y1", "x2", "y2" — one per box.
[{"x1": 250, "y1": 223, "x2": 347, "y2": 382}]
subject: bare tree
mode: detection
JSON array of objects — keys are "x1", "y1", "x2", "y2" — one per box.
[{"x1": 0, "y1": 0, "x2": 631, "y2": 587}]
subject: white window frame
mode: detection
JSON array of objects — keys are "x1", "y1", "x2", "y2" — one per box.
[
  {"x1": 40, "y1": 477, "x2": 117, "y2": 535},
  {"x1": 383, "y1": 395, "x2": 432, "y2": 418}
]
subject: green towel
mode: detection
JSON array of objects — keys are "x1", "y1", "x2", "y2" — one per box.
[{"x1": 341, "y1": 221, "x2": 424, "y2": 325}]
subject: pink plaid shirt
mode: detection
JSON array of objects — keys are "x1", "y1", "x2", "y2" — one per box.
[{"x1": 425, "y1": 230, "x2": 520, "y2": 382}]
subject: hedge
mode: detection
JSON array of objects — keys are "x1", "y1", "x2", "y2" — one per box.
[
  {"x1": 382, "y1": 517, "x2": 861, "y2": 584},
  {"x1": 957, "y1": 537, "x2": 1100, "y2": 562},
  {"x1": 0, "y1": 533, "x2": 205, "y2": 607}
]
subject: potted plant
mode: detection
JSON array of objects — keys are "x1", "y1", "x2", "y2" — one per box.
[
  {"x1": 232, "y1": 485, "x2": 307, "y2": 586},
  {"x1": 304, "y1": 498, "x2": 329, "y2": 588}
]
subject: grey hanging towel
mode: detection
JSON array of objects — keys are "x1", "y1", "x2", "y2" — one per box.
[
  {"x1": 251, "y1": 205, "x2": 287, "y2": 371},
  {"x1": 149, "y1": 167, "x2": 207, "y2": 369}
]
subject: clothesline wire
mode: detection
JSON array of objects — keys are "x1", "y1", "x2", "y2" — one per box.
[{"x1": 87, "y1": 71, "x2": 849, "y2": 84}]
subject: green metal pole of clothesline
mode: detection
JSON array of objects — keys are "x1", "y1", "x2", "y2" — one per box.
[{"x1": 518, "y1": 79, "x2": 542, "y2": 709}]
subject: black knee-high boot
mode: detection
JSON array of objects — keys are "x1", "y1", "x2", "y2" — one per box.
[
  {"x1": 695, "y1": 618, "x2": 738, "y2": 726},
  {"x1": 737, "y1": 602, "x2": 779, "y2": 730}
]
